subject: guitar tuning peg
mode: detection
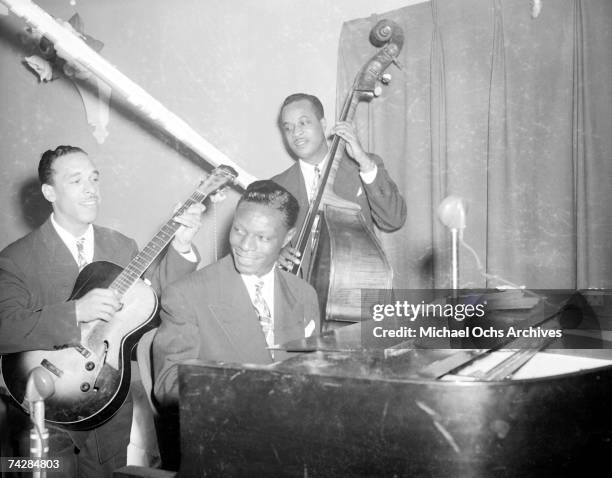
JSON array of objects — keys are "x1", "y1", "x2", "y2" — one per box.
[
  {"x1": 373, "y1": 86, "x2": 383, "y2": 97},
  {"x1": 210, "y1": 188, "x2": 227, "y2": 203},
  {"x1": 381, "y1": 73, "x2": 392, "y2": 84}
]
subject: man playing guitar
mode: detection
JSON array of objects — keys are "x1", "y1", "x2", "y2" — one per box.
[{"x1": 0, "y1": 145, "x2": 204, "y2": 477}]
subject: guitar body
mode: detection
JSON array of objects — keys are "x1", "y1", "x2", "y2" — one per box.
[{"x1": 1, "y1": 260, "x2": 157, "y2": 430}]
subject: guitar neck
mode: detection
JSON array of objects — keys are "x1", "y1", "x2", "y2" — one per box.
[{"x1": 110, "y1": 190, "x2": 205, "y2": 296}]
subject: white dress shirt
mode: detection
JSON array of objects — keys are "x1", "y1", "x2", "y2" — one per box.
[
  {"x1": 299, "y1": 158, "x2": 378, "y2": 202},
  {"x1": 241, "y1": 267, "x2": 276, "y2": 324},
  {"x1": 241, "y1": 266, "x2": 318, "y2": 350},
  {"x1": 50, "y1": 213, "x2": 94, "y2": 266}
]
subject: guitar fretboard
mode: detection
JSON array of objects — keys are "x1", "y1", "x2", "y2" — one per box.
[{"x1": 110, "y1": 190, "x2": 206, "y2": 297}]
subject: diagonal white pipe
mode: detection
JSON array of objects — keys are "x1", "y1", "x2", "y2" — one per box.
[{"x1": 1, "y1": 0, "x2": 257, "y2": 188}]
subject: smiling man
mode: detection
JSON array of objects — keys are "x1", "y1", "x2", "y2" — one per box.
[
  {"x1": 0, "y1": 145, "x2": 205, "y2": 477},
  {"x1": 152, "y1": 180, "x2": 320, "y2": 409},
  {"x1": 271, "y1": 93, "x2": 407, "y2": 270}
]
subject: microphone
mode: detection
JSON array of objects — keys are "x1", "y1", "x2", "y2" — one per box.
[
  {"x1": 26, "y1": 367, "x2": 55, "y2": 476},
  {"x1": 437, "y1": 195, "x2": 467, "y2": 231},
  {"x1": 26, "y1": 367, "x2": 55, "y2": 402},
  {"x1": 437, "y1": 195, "x2": 467, "y2": 290},
  {"x1": 437, "y1": 196, "x2": 527, "y2": 292}
]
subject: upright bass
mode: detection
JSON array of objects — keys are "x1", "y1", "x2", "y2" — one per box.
[{"x1": 288, "y1": 20, "x2": 404, "y2": 323}]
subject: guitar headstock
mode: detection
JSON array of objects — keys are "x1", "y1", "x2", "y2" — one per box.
[
  {"x1": 353, "y1": 19, "x2": 404, "y2": 101},
  {"x1": 196, "y1": 165, "x2": 238, "y2": 197}
]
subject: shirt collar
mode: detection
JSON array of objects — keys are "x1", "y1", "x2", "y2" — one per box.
[
  {"x1": 298, "y1": 157, "x2": 326, "y2": 174},
  {"x1": 50, "y1": 213, "x2": 94, "y2": 243},
  {"x1": 50, "y1": 213, "x2": 94, "y2": 264},
  {"x1": 240, "y1": 266, "x2": 276, "y2": 291}
]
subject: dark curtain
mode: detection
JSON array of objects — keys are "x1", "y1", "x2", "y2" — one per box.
[{"x1": 337, "y1": 0, "x2": 612, "y2": 290}]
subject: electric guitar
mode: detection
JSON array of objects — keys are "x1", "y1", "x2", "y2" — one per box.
[{"x1": 1, "y1": 165, "x2": 237, "y2": 430}]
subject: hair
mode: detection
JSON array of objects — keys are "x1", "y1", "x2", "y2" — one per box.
[
  {"x1": 280, "y1": 93, "x2": 324, "y2": 120},
  {"x1": 237, "y1": 180, "x2": 299, "y2": 229},
  {"x1": 38, "y1": 145, "x2": 87, "y2": 185}
]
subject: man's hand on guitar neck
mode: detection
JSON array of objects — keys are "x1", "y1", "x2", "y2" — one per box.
[
  {"x1": 171, "y1": 203, "x2": 206, "y2": 254},
  {"x1": 75, "y1": 288, "x2": 122, "y2": 323}
]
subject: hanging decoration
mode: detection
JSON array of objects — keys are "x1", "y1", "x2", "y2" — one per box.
[
  {"x1": 531, "y1": 0, "x2": 542, "y2": 19},
  {"x1": 21, "y1": 13, "x2": 112, "y2": 143},
  {"x1": 1, "y1": 0, "x2": 256, "y2": 187}
]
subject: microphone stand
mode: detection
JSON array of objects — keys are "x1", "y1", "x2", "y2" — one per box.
[
  {"x1": 437, "y1": 195, "x2": 466, "y2": 294},
  {"x1": 450, "y1": 228, "x2": 459, "y2": 294},
  {"x1": 26, "y1": 367, "x2": 55, "y2": 478},
  {"x1": 30, "y1": 401, "x2": 47, "y2": 478}
]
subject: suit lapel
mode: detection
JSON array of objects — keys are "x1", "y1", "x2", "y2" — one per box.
[
  {"x1": 208, "y1": 257, "x2": 272, "y2": 363},
  {"x1": 295, "y1": 162, "x2": 309, "y2": 206},
  {"x1": 289, "y1": 163, "x2": 310, "y2": 238},
  {"x1": 334, "y1": 157, "x2": 359, "y2": 198},
  {"x1": 274, "y1": 270, "x2": 305, "y2": 346},
  {"x1": 92, "y1": 226, "x2": 120, "y2": 263},
  {"x1": 39, "y1": 218, "x2": 79, "y2": 279},
  {"x1": 92, "y1": 226, "x2": 107, "y2": 262},
  {"x1": 332, "y1": 157, "x2": 374, "y2": 227}
]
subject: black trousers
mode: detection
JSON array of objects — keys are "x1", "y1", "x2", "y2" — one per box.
[{"x1": 4, "y1": 393, "x2": 132, "y2": 478}]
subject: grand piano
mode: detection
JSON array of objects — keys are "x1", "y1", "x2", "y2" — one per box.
[{"x1": 115, "y1": 289, "x2": 612, "y2": 477}]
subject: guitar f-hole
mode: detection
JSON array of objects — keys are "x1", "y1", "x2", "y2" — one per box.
[{"x1": 92, "y1": 340, "x2": 109, "y2": 392}]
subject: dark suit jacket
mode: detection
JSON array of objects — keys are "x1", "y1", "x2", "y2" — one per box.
[
  {"x1": 152, "y1": 254, "x2": 320, "y2": 408},
  {"x1": 271, "y1": 153, "x2": 407, "y2": 236},
  {"x1": 0, "y1": 217, "x2": 197, "y2": 463}
]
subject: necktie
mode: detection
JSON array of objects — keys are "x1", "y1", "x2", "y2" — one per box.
[
  {"x1": 76, "y1": 237, "x2": 88, "y2": 270},
  {"x1": 310, "y1": 165, "x2": 321, "y2": 202},
  {"x1": 253, "y1": 280, "x2": 274, "y2": 352}
]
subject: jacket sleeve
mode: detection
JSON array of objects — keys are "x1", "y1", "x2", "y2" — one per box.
[
  {"x1": 363, "y1": 154, "x2": 407, "y2": 232},
  {"x1": 0, "y1": 256, "x2": 80, "y2": 354},
  {"x1": 152, "y1": 282, "x2": 201, "y2": 408},
  {"x1": 143, "y1": 244, "x2": 200, "y2": 296}
]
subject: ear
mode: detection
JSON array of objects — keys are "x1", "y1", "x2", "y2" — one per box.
[
  {"x1": 41, "y1": 183, "x2": 56, "y2": 203},
  {"x1": 282, "y1": 227, "x2": 296, "y2": 248},
  {"x1": 320, "y1": 117, "x2": 327, "y2": 132}
]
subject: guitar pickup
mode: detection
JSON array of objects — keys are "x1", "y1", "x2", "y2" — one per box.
[
  {"x1": 74, "y1": 344, "x2": 92, "y2": 358},
  {"x1": 41, "y1": 359, "x2": 63, "y2": 378}
]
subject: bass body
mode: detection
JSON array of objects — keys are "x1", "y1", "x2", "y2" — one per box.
[{"x1": 308, "y1": 204, "x2": 393, "y2": 322}]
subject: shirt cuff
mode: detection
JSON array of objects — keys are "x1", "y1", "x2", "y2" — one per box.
[
  {"x1": 360, "y1": 164, "x2": 378, "y2": 184},
  {"x1": 172, "y1": 243, "x2": 198, "y2": 262}
]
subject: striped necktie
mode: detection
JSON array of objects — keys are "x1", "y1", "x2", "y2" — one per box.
[
  {"x1": 76, "y1": 237, "x2": 88, "y2": 270},
  {"x1": 253, "y1": 280, "x2": 274, "y2": 353}
]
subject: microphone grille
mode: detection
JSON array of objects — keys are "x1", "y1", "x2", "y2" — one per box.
[{"x1": 437, "y1": 195, "x2": 466, "y2": 229}]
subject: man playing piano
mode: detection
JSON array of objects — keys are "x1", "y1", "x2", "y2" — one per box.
[{"x1": 152, "y1": 180, "x2": 320, "y2": 406}]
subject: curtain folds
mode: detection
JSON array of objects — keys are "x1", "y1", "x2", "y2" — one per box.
[{"x1": 337, "y1": 0, "x2": 612, "y2": 289}]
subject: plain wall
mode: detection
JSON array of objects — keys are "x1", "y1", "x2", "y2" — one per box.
[{"x1": 0, "y1": 0, "x2": 425, "y2": 264}]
